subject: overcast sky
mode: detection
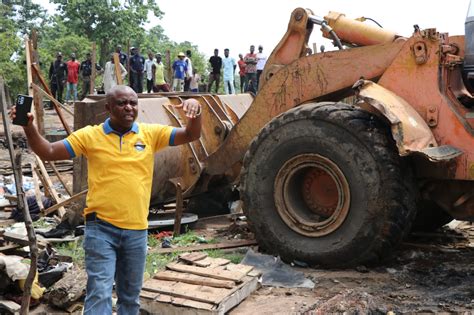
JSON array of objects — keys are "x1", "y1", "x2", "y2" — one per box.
[{"x1": 35, "y1": 0, "x2": 471, "y2": 58}]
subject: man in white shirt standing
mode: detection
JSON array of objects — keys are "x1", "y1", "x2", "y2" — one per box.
[
  {"x1": 256, "y1": 45, "x2": 267, "y2": 91},
  {"x1": 222, "y1": 48, "x2": 236, "y2": 95},
  {"x1": 184, "y1": 50, "x2": 193, "y2": 92},
  {"x1": 144, "y1": 51, "x2": 156, "y2": 93}
]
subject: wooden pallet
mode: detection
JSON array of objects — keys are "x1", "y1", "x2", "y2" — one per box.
[{"x1": 140, "y1": 253, "x2": 260, "y2": 315}]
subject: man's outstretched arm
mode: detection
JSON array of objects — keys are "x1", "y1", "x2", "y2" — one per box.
[{"x1": 10, "y1": 110, "x2": 71, "y2": 161}]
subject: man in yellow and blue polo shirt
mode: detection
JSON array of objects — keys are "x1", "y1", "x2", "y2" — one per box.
[{"x1": 13, "y1": 85, "x2": 201, "y2": 315}]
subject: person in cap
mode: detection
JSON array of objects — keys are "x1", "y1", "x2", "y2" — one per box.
[
  {"x1": 80, "y1": 52, "x2": 103, "y2": 99},
  {"x1": 153, "y1": 53, "x2": 170, "y2": 92},
  {"x1": 10, "y1": 84, "x2": 202, "y2": 315},
  {"x1": 65, "y1": 53, "x2": 81, "y2": 103},
  {"x1": 129, "y1": 47, "x2": 145, "y2": 94},
  {"x1": 115, "y1": 44, "x2": 127, "y2": 66},
  {"x1": 256, "y1": 45, "x2": 267, "y2": 90},
  {"x1": 48, "y1": 52, "x2": 68, "y2": 106},
  {"x1": 172, "y1": 52, "x2": 188, "y2": 92}
]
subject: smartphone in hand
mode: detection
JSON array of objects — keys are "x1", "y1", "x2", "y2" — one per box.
[{"x1": 12, "y1": 94, "x2": 33, "y2": 126}]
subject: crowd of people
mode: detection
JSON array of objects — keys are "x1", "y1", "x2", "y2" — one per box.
[
  {"x1": 48, "y1": 43, "x2": 268, "y2": 103},
  {"x1": 207, "y1": 45, "x2": 267, "y2": 94}
]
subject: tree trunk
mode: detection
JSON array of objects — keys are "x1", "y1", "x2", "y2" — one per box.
[{"x1": 99, "y1": 38, "x2": 110, "y2": 67}]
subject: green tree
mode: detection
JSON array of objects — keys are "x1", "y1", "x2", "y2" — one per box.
[
  {"x1": 0, "y1": 4, "x2": 26, "y2": 97},
  {"x1": 12, "y1": 2, "x2": 48, "y2": 36},
  {"x1": 51, "y1": 0, "x2": 163, "y2": 65}
]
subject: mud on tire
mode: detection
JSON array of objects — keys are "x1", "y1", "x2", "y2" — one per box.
[{"x1": 240, "y1": 102, "x2": 416, "y2": 267}]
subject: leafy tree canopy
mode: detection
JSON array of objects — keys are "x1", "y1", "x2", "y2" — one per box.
[{"x1": 0, "y1": 0, "x2": 208, "y2": 97}]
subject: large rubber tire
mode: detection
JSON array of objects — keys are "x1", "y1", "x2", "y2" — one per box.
[{"x1": 240, "y1": 102, "x2": 416, "y2": 267}]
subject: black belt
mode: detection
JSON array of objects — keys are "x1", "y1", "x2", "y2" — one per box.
[{"x1": 85, "y1": 212, "x2": 97, "y2": 222}]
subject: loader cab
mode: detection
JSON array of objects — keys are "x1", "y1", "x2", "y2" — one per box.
[{"x1": 461, "y1": 0, "x2": 474, "y2": 106}]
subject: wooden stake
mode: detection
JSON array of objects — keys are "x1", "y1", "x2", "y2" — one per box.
[
  {"x1": 127, "y1": 39, "x2": 131, "y2": 85},
  {"x1": 31, "y1": 83, "x2": 73, "y2": 116},
  {"x1": 34, "y1": 155, "x2": 65, "y2": 217},
  {"x1": 113, "y1": 53, "x2": 123, "y2": 85},
  {"x1": 166, "y1": 50, "x2": 172, "y2": 85},
  {"x1": 48, "y1": 161, "x2": 72, "y2": 196},
  {"x1": 31, "y1": 64, "x2": 72, "y2": 135},
  {"x1": 0, "y1": 77, "x2": 38, "y2": 315},
  {"x1": 173, "y1": 183, "x2": 184, "y2": 237},
  {"x1": 24, "y1": 36, "x2": 33, "y2": 97},
  {"x1": 90, "y1": 42, "x2": 96, "y2": 95},
  {"x1": 34, "y1": 165, "x2": 52, "y2": 199},
  {"x1": 43, "y1": 189, "x2": 87, "y2": 216},
  {"x1": 29, "y1": 31, "x2": 45, "y2": 135}
]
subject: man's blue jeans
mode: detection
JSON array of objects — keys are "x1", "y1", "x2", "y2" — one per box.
[
  {"x1": 83, "y1": 217, "x2": 147, "y2": 315},
  {"x1": 65, "y1": 82, "x2": 78, "y2": 102}
]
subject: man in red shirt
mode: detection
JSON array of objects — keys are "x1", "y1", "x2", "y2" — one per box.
[
  {"x1": 244, "y1": 45, "x2": 257, "y2": 93},
  {"x1": 237, "y1": 53, "x2": 246, "y2": 93},
  {"x1": 65, "y1": 53, "x2": 80, "y2": 103}
]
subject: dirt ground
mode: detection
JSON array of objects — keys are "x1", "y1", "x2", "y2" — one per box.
[
  {"x1": 201, "y1": 218, "x2": 473, "y2": 314},
  {"x1": 1, "y1": 109, "x2": 474, "y2": 314}
]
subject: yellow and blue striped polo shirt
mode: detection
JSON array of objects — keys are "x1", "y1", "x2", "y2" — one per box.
[{"x1": 63, "y1": 118, "x2": 176, "y2": 230}]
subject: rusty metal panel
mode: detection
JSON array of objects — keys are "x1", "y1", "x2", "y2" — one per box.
[
  {"x1": 377, "y1": 30, "x2": 474, "y2": 179},
  {"x1": 217, "y1": 94, "x2": 254, "y2": 119},
  {"x1": 354, "y1": 80, "x2": 439, "y2": 155}
]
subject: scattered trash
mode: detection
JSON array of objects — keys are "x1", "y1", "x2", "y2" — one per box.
[
  {"x1": 161, "y1": 238, "x2": 172, "y2": 248},
  {"x1": 241, "y1": 248, "x2": 315, "y2": 289},
  {"x1": 37, "y1": 246, "x2": 72, "y2": 288}
]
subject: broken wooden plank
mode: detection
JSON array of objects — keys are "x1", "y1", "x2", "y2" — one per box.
[
  {"x1": 3, "y1": 232, "x2": 46, "y2": 248},
  {"x1": 141, "y1": 293, "x2": 216, "y2": 315},
  {"x1": 48, "y1": 161, "x2": 72, "y2": 196},
  {"x1": 180, "y1": 252, "x2": 208, "y2": 262},
  {"x1": 173, "y1": 182, "x2": 184, "y2": 237},
  {"x1": 142, "y1": 279, "x2": 229, "y2": 304},
  {"x1": 221, "y1": 263, "x2": 254, "y2": 276},
  {"x1": 140, "y1": 291, "x2": 158, "y2": 300},
  {"x1": 166, "y1": 263, "x2": 247, "y2": 282},
  {"x1": 149, "y1": 239, "x2": 257, "y2": 254},
  {"x1": 216, "y1": 276, "x2": 259, "y2": 314},
  {"x1": 0, "y1": 219, "x2": 16, "y2": 228},
  {"x1": 113, "y1": 53, "x2": 123, "y2": 85},
  {"x1": 34, "y1": 155, "x2": 65, "y2": 217},
  {"x1": 0, "y1": 243, "x2": 20, "y2": 252},
  {"x1": 43, "y1": 189, "x2": 87, "y2": 216},
  {"x1": 0, "y1": 299, "x2": 21, "y2": 314},
  {"x1": 170, "y1": 297, "x2": 215, "y2": 311},
  {"x1": 33, "y1": 165, "x2": 52, "y2": 198},
  {"x1": 179, "y1": 252, "x2": 209, "y2": 266},
  {"x1": 154, "y1": 270, "x2": 235, "y2": 289},
  {"x1": 198, "y1": 257, "x2": 231, "y2": 268},
  {"x1": 141, "y1": 275, "x2": 259, "y2": 315}
]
